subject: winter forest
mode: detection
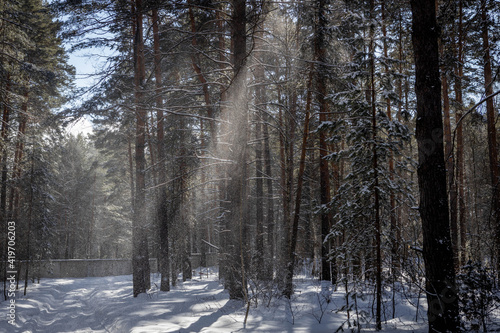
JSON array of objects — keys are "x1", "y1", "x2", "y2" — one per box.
[{"x1": 1, "y1": 0, "x2": 500, "y2": 331}]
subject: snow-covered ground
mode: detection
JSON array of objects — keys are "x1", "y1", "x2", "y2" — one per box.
[{"x1": 1, "y1": 267, "x2": 428, "y2": 332}]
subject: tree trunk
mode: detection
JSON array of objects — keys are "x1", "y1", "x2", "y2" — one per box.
[
  {"x1": 369, "y1": 0, "x2": 381, "y2": 328},
  {"x1": 382, "y1": 1, "x2": 398, "y2": 281},
  {"x1": 439, "y1": 30, "x2": 459, "y2": 271},
  {"x1": 254, "y1": 86, "x2": 265, "y2": 277},
  {"x1": 454, "y1": 0, "x2": 466, "y2": 267},
  {"x1": 1, "y1": 74, "x2": 10, "y2": 300},
  {"x1": 215, "y1": 1, "x2": 228, "y2": 284},
  {"x1": 278, "y1": 90, "x2": 291, "y2": 282},
  {"x1": 152, "y1": 7, "x2": 170, "y2": 292},
  {"x1": 188, "y1": 3, "x2": 217, "y2": 268},
  {"x1": 283, "y1": 65, "x2": 314, "y2": 298},
  {"x1": 284, "y1": 81, "x2": 297, "y2": 280},
  {"x1": 253, "y1": 23, "x2": 275, "y2": 280},
  {"x1": 481, "y1": 0, "x2": 500, "y2": 274},
  {"x1": 221, "y1": 0, "x2": 248, "y2": 300},
  {"x1": 1, "y1": 74, "x2": 10, "y2": 226},
  {"x1": 188, "y1": 0, "x2": 216, "y2": 144},
  {"x1": 9, "y1": 88, "x2": 28, "y2": 223},
  {"x1": 146, "y1": 117, "x2": 157, "y2": 188},
  {"x1": 263, "y1": 113, "x2": 275, "y2": 280},
  {"x1": 410, "y1": 0, "x2": 460, "y2": 331},
  {"x1": 252, "y1": 23, "x2": 267, "y2": 278},
  {"x1": 315, "y1": 0, "x2": 332, "y2": 284},
  {"x1": 132, "y1": 0, "x2": 150, "y2": 297},
  {"x1": 396, "y1": 7, "x2": 405, "y2": 268},
  {"x1": 127, "y1": 135, "x2": 135, "y2": 209},
  {"x1": 24, "y1": 159, "x2": 34, "y2": 296}
]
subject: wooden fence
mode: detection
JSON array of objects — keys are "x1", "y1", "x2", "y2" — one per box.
[{"x1": 22, "y1": 253, "x2": 218, "y2": 279}]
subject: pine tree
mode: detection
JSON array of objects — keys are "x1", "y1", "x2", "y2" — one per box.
[
  {"x1": 132, "y1": 0, "x2": 151, "y2": 297},
  {"x1": 151, "y1": 5, "x2": 170, "y2": 293},
  {"x1": 1, "y1": 0, "x2": 72, "y2": 297},
  {"x1": 410, "y1": 0, "x2": 460, "y2": 330},
  {"x1": 219, "y1": 0, "x2": 249, "y2": 301},
  {"x1": 480, "y1": 0, "x2": 500, "y2": 274}
]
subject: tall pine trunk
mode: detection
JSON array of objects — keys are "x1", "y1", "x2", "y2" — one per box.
[
  {"x1": 152, "y1": 7, "x2": 170, "y2": 292},
  {"x1": 9, "y1": 87, "x2": 28, "y2": 223},
  {"x1": 1, "y1": 74, "x2": 10, "y2": 300},
  {"x1": 187, "y1": 0, "x2": 217, "y2": 270},
  {"x1": 188, "y1": 0, "x2": 216, "y2": 143},
  {"x1": 132, "y1": 0, "x2": 150, "y2": 297},
  {"x1": 454, "y1": 0, "x2": 466, "y2": 267},
  {"x1": 283, "y1": 65, "x2": 314, "y2": 298},
  {"x1": 253, "y1": 23, "x2": 267, "y2": 278},
  {"x1": 221, "y1": 0, "x2": 248, "y2": 300},
  {"x1": 263, "y1": 114, "x2": 275, "y2": 280},
  {"x1": 410, "y1": 0, "x2": 460, "y2": 331},
  {"x1": 481, "y1": 0, "x2": 500, "y2": 273},
  {"x1": 439, "y1": 19, "x2": 459, "y2": 271},
  {"x1": 382, "y1": 1, "x2": 398, "y2": 282},
  {"x1": 24, "y1": 159, "x2": 34, "y2": 296},
  {"x1": 369, "y1": 0, "x2": 381, "y2": 328},
  {"x1": 1, "y1": 74, "x2": 10, "y2": 226},
  {"x1": 315, "y1": 0, "x2": 333, "y2": 284},
  {"x1": 253, "y1": 22, "x2": 275, "y2": 280}
]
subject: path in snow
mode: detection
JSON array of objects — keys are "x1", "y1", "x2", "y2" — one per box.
[{"x1": 1, "y1": 269, "x2": 428, "y2": 332}]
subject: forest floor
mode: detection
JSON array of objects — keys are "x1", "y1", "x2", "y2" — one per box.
[{"x1": 1, "y1": 267, "x2": 432, "y2": 332}]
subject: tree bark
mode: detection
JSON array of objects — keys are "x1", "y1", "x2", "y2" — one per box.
[
  {"x1": 1, "y1": 74, "x2": 10, "y2": 226},
  {"x1": 369, "y1": 0, "x2": 381, "y2": 328},
  {"x1": 283, "y1": 65, "x2": 314, "y2": 298},
  {"x1": 410, "y1": 0, "x2": 460, "y2": 331},
  {"x1": 481, "y1": 0, "x2": 500, "y2": 273},
  {"x1": 152, "y1": 7, "x2": 170, "y2": 292},
  {"x1": 188, "y1": 0, "x2": 216, "y2": 144},
  {"x1": 127, "y1": 135, "x2": 135, "y2": 209},
  {"x1": 254, "y1": 76, "x2": 265, "y2": 278},
  {"x1": 263, "y1": 117, "x2": 275, "y2": 280},
  {"x1": 9, "y1": 87, "x2": 28, "y2": 224},
  {"x1": 315, "y1": 0, "x2": 332, "y2": 284},
  {"x1": 454, "y1": 0, "x2": 466, "y2": 267},
  {"x1": 24, "y1": 159, "x2": 34, "y2": 296},
  {"x1": 221, "y1": 0, "x2": 248, "y2": 300},
  {"x1": 278, "y1": 90, "x2": 290, "y2": 279},
  {"x1": 1, "y1": 74, "x2": 10, "y2": 300},
  {"x1": 251, "y1": 20, "x2": 268, "y2": 278},
  {"x1": 382, "y1": 1, "x2": 399, "y2": 281},
  {"x1": 439, "y1": 28, "x2": 459, "y2": 271},
  {"x1": 253, "y1": 24, "x2": 275, "y2": 280},
  {"x1": 132, "y1": 0, "x2": 151, "y2": 297}
]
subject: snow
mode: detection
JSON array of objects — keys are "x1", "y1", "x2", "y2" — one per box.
[{"x1": 1, "y1": 267, "x2": 429, "y2": 332}]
